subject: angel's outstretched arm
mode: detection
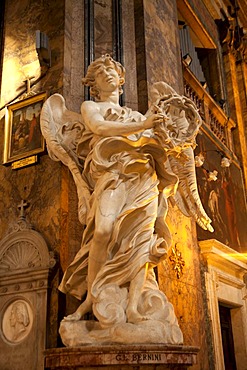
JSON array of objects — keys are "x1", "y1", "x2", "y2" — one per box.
[{"x1": 81, "y1": 101, "x2": 163, "y2": 137}]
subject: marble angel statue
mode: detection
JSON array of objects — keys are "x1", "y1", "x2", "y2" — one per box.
[{"x1": 40, "y1": 54, "x2": 213, "y2": 346}]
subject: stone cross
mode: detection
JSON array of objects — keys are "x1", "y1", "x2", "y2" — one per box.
[
  {"x1": 23, "y1": 76, "x2": 35, "y2": 95},
  {"x1": 18, "y1": 199, "x2": 29, "y2": 219}
]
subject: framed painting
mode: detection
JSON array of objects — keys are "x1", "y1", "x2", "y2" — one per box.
[
  {"x1": 195, "y1": 130, "x2": 247, "y2": 251},
  {"x1": 3, "y1": 92, "x2": 46, "y2": 164}
]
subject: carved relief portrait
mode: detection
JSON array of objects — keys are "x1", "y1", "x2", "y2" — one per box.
[{"x1": 2, "y1": 300, "x2": 33, "y2": 343}]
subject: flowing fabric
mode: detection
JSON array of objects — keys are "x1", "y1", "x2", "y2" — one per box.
[{"x1": 59, "y1": 106, "x2": 178, "y2": 301}]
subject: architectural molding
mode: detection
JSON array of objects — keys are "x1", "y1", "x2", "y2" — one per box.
[
  {"x1": 0, "y1": 217, "x2": 55, "y2": 276},
  {"x1": 0, "y1": 215, "x2": 56, "y2": 370},
  {"x1": 199, "y1": 239, "x2": 247, "y2": 370}
]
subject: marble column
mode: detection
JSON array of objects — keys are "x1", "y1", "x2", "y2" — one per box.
[{"x1": 134, "y1": 0, "x2": 183, "y2": 114}]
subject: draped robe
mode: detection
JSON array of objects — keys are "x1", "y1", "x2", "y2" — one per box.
[{"x1": 58, "y1": 106, "x2": 178, "y2": 302}]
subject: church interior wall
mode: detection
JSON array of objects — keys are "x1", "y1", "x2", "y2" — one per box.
[
  {"x1": 0, "y1": 1, "x2": 247, "y2": 369},
  {"x1": 0, "y1": 0, "x2": 68, "y2": 348}
]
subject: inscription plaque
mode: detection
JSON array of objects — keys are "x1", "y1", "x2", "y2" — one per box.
[
  {"x1": 115, "y1": 353, "x2": 162, "y2": 363},
  {"x1": 44, "y1": 345, "x2": 199, "y2": 368}
]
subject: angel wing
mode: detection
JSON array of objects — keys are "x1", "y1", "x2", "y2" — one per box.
[
  {"x1": 40, "y1": 94, "x2": 91, "y2": 225},
  {"x1": 149, "y1": 82, "x2": 213, "y2": 232}
]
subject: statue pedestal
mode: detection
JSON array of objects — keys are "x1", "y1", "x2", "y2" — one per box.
[{"x1": 44, "y1": 344, "x2": 199, "y2": 369}]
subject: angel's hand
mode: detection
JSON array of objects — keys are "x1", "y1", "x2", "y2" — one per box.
[{"x1": 144, "y1": 113, "x2": 166, "y2": 129}]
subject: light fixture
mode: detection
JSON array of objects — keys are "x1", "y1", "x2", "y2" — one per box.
[
  {"x1": 196, "y1": 163, "x2": 218, "y2": 182},
  {"x1": 195, "y1": 150, "x2": 231, "y2": 168},
  {"x1": 182, "y1": 53, "x2": 192, "y2": 67},
  {"x1": 195, "y1": 153, "x2": 205, "y2": 167},
  {"x1": 195, "y1": 150, "x2": 231, "y2": 182},
  {"x1": 221, "y1": 157, "x2": 231, "y2": 167},
  {"x1": 208, "y1": 170, "x2": 218, "y2": 182},
  {"x1": 36, "y1": 30, "x2": 51, "y2": 67}
]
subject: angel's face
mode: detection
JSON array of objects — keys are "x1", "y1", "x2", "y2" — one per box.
[{"x1": 94, "y1": 63, "x2": 123, "y2": 93}]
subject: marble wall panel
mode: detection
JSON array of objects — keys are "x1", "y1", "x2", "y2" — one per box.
[
  {"x1": 158, "y1": 203, "x2": 211, "y2": 370},
  {"x1": 122, "y1": 0, "x2": 138, "y2": 111},
  {"x1": 0, "y1": 0, "x2": 65, "y2": 109},
  {"x1": 63, "y1": 0, "x2": 85, "y2": 112},
  {"x1": 94, "y1": 0, "x2": 113, "y2": 58},
  {"x1": 183, "y1": 0, "x2": 219, "y2": 43},
  {"x1": 61, "y1": 0, "x2": 85, "y2": 300},
  {"x1": 134, "y1": 0, "x2": 183, "y2": 114},
  {"x1": 143, "y1": 0, "x2": 184, "y2": 94}
]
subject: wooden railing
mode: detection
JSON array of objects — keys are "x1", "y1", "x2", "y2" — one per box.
[{"x1": 183, "y1": 63, "x2": 236, "y2": 152}]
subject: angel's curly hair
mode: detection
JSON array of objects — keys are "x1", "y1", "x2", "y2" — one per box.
[{"x1": 82, "y1": 54, "x2": 125, "y2": 100}]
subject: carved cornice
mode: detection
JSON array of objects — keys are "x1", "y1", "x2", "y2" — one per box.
[{"x1": 199, "y1": 239, "x2": 247, "y2": 280}]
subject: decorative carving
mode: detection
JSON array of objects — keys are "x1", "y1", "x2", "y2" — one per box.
[
  {"x1": 0, "y1": 202, "x2": 56, "y2": 273},
  {"x1": 216, "y1": 17, "x2": 236, "y2": 52},
  {"x1": 7, "y1": 218, "x2": 33, "y2": 234},
  {"x1": 216, "y1": 6, "x2": 247, "y2": 60},
  {"x1": 2, "y1": 299, "x2": 33, "y2": 343},
  {"x1": 0, "y1": 241, "x2": 41, "y2": 274},
  {"x1": 19, "y1": 76, "x2": 36, "y2": 100},
  {"x1": 48, "y1": 251, "x2": 56, "y2": 268},
  {"x1": 6, "y1": 199, "x2": 33, "y2": 234},
  {"x1": 0, "y1": 203, "x2": 54, "y2": 370},
  {"x1": 18, "y1": 199, "x2": 29, "y2": 219},
  {"x1": 169, "y1": 243, "x2": 185, "y2": 279},
  {"x1": 40, "y1": 55, "x2": 213, "y2": 346}
]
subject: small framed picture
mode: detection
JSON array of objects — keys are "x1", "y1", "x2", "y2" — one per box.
[{"x1": 3, "y1": 92, "x2": 46, "y2": 164}]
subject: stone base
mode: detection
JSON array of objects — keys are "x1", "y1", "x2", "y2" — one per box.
[
  {"x1": 59, "y1": 319, "x2": 183, "y2": 346},
  {"x1": 44, "y1": 344, "x2": 199, "y2": 370}
]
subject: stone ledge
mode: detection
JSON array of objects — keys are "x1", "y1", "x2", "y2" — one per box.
[{"x1": 44, "y1": 344, "x2": 199, "y2": 369}]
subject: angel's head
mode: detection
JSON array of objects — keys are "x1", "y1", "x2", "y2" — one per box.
[{"x1": 82, "y1": 54, "x2": 125, "y2": 100}]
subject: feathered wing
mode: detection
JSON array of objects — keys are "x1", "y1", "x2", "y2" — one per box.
[
  {"x1": 148, "y1": 82, "x2": 213, "y2": 232},
  {"x1": 40, "y1": 94, "x2": 91, "y2": 225}
]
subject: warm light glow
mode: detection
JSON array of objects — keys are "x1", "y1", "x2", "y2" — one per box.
[
  {"x1": 208, "y1": 170, "x2": 218, "y2": 182},
  {"x1": 221, "y1": 157, "x2": 231, "y2": 168},
  {"x1": 194, "y1": 153, "x2": 205, "y2": 167},
  {"x1": 0, "y1": 36, "x2": 41, "y2": 108},
  {"x1": 223, "y1": 252, "x2": 247, "y2": 259}
]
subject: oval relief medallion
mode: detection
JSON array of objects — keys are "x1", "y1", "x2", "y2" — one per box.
[{"x1": 2, "y1": 299, "x2": 33, "y2": 343}]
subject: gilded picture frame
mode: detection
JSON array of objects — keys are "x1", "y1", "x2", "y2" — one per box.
[{"x1": 3, "y1": 92, "x2": 46, "y2": 164}]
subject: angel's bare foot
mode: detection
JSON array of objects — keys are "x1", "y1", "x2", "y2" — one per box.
[
  {"x1": 126, "y1": 306, "x2": 148, "y2": 324},
  {"x1": 64, "y1": 311, "x2": 83, "y2": 321},
  {"x1": 63, "y1": 298, "x2": 92, "y2": 321}
]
